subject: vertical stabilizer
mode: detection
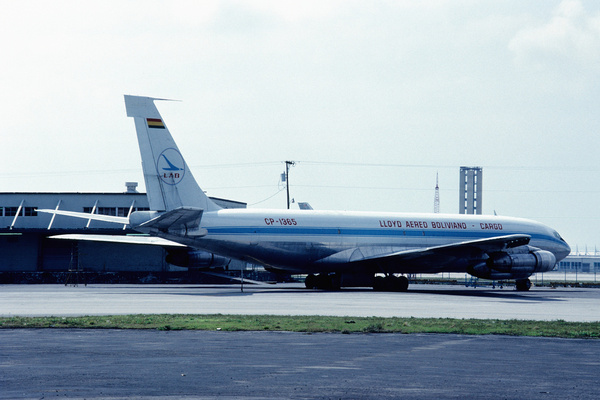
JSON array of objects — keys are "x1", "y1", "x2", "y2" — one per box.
[{"x1": 124, "y1": 95, "x2": 221, "y2": 212}]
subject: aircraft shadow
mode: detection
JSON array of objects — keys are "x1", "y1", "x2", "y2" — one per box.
[{"x1": 147, "y1": 284, "x2": 567, "y2": 302}]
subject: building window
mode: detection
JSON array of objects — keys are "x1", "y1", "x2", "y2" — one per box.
[
  {"x1": 84, "y1": 207, "x2": 117, "y2": 215},
  {"x1": 24, "y1": 207, "x2": 37, "y2": 216},
  {"x1": 83, "y1": 206, "x2": 148, "y2": 216},
  {"x1": 97, "y1": 207, "x2": 116, "y2": 216},
  {"x1": 583, "y1": 263, "x2": 591, "y2": 272},
  {"x1": 4, "y1": 207, "x2": 20, "y2": 217},
  {"x1": 1, "y1": 207, "x2": 38, "y2": 217}
]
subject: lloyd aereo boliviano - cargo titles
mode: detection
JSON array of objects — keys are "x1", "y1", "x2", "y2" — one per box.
[{"x1": 378, "y1": 219, "x2": 503, "y2": 230}]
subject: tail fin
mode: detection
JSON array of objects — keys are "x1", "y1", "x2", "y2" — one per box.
[{"x1": 124, "y1": 95, "x2": 221, "y2": 212}]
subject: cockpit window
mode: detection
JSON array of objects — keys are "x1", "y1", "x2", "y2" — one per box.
[{"x1": 553, "y1": 230, "x2": 565, "y2": 241}]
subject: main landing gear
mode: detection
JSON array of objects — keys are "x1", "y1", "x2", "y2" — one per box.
[
  {"x1": 304, "y1": 273, "x2": 410, "y2": 291},
  {"x1": 515, "y1": 278, "x2": 532, "y2": 291},
  {"x1": 304, "y1": 273, "x2": 341, "y2": 290},
  {"x1": 373, "y1": 275, "x2": 409, "y2": 292}
]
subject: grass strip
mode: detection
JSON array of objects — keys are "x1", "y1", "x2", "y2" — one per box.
[{"x1": 1, "y1": 315, "x2": 599, "y2": 338}]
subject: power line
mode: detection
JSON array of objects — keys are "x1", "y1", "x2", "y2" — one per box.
[
  {"x1": 297, "y1": 161, "x2": 600, "y2": 172},
  {"x1": 4, "y1": 160, "x2": 600, "y2": 180},
  {"x1": 248, "y1": 187, "x2": 286, "y2": 206}
]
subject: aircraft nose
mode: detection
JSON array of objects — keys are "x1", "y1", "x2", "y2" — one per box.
[{"x1": 557, "y1": 241, "x2": 571, "y2": 261}]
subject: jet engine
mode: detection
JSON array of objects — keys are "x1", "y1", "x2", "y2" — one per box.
[
  {"x1": 468, "y1": 246, "x2": 556, "y2": 280},
  {"x1": 166, "y1": 249, "x2": 231, "y2": 270}
]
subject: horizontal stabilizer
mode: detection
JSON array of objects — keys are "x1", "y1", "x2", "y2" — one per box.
[
  {"x1": 49, "y1": 234, "x2": 186, "y2": 247},
  {"x1": 137, "y1": 207, "x2": 207, "y2": 236},
  {"x1": 36, "y1": 209, "x2": 129, "y2": 225}
]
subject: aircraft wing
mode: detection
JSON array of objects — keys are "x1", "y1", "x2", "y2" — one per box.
[
  {"x1": 374, "y1": 234, "x2": 531, "y2": 261},
  {"x1": 49, "y1": 234, "x2": 186, "y2": 247},
  {"x1": 318, "y1": 234, "x2": 531, "y2": 272}
]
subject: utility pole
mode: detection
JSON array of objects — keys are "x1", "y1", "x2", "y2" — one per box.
[{"x1": 285, "y1": 161, "x2": 295, "y2": 209}]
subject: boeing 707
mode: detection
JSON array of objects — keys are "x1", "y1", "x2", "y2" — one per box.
[{"x1": 39, "y1": 95, "x2": 570, "y2": 291}]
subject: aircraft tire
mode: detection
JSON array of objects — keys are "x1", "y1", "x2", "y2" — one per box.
[
  {"x1": 307, "y1": 273, "x2": 341, "y2": 290},
  {"x1": 305, "y1": 274, "x2": 317, "y2": 289},
  {"x1": 372, "y1": 275, "x2": 409, "y2": 292},
  {"x1": 329, "y1": 273, "x2": 341, "y2": 290},
  {"x1": 398, "y1": 276, "x2": 409, "y2": 292},
  {"x1": 515, "y1": 278, "x2": 532, "y2": 291},
  {"x1": 316, "y1": 273, "x2": 340, "y2": 290},
  {"x1": 373, "y1": 276, "x2": 386, "y2": 291}
]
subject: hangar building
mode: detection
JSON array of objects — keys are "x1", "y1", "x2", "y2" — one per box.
[{"x1": 0, "y1": 187, "x2": 248, "y2": 283}]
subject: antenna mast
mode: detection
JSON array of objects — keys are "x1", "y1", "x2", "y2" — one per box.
[{"x1": 434, "y1": 172, "x2": 440, "y2": 213}]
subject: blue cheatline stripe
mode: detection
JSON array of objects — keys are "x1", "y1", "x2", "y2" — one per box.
[{"x1": 204, "y1": 226, "x2": 554, "y2": 243}]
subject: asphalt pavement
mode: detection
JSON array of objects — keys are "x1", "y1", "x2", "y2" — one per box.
[
  {"x1": 2, "y1": 329, "x2": 599, "y2": 399},
  {"x1": 2, "y1": 283, "x2": 599, "y2": 399}
]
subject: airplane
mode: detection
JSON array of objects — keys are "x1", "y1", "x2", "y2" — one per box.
[
  {"x1": 298, "y1": 202, "x2": 314, "y2": 210},
  {"x1": 39, "y1": 95, "x2": 571, "y2": 292}
]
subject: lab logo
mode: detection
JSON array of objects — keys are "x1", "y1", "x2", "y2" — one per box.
[{"x1": 157, "y1": 148, "x2": 185, "y2": 185}]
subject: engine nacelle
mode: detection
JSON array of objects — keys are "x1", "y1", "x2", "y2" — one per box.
[
  {"x1": 166, "y1": 249, "x2": 230, "y2": 269},
  {"x1": 468, "y1": 247, "x2": 556, "y2": 280}
]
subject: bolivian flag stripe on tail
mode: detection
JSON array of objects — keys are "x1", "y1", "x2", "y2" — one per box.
[{"x1": 146, "y1": 118, "x2": 165, "y2": 129}]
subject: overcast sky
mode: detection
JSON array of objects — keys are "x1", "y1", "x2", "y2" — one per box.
[{"x1": 2, "y1": 0, "x2": 599, "y2": 250}]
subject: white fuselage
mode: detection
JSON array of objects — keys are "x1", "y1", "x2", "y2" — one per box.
[{"x1": 158, "y1": 209, "x2": 570, "y2": 274}]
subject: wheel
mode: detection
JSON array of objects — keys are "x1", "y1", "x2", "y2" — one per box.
[
  {"x1": 305, "y1": 274, "x2": 316, "y2": 289},
  {"x1": 307, "y1": 273, "x2": 341, "y2": 290},
  {"x1": 373, "y1": 276, "x2": 386, "y2": 291},
  {"x1": 515, "y1": 278, "x2": 532, "y2": 291},
  {"x1": 397, "y1": 275, "x2": 409, "y2": 292},
  {"x1": 329, "y1": 273, "x2": 341, "y2": 290},
  {"x1": 372, "y1": 275, "x2": 409, "y2": 292}
]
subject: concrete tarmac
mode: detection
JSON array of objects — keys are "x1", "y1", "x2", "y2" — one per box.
[{"x1": 1, "y1": 283, "x2": 600, "y2": 321}]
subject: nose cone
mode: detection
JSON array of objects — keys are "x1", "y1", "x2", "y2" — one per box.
[{"x1": 555, "y1": 240, "x2": 571, "y2": 262}]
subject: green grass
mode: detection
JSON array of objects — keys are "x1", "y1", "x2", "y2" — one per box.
[{"x1": 1, "y1": 314, "x2": 599, "y2": 339}]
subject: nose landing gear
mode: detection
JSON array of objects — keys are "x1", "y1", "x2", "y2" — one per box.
[{"x1": 515, "y1": 278, "x2": 532, "y2": 291}]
